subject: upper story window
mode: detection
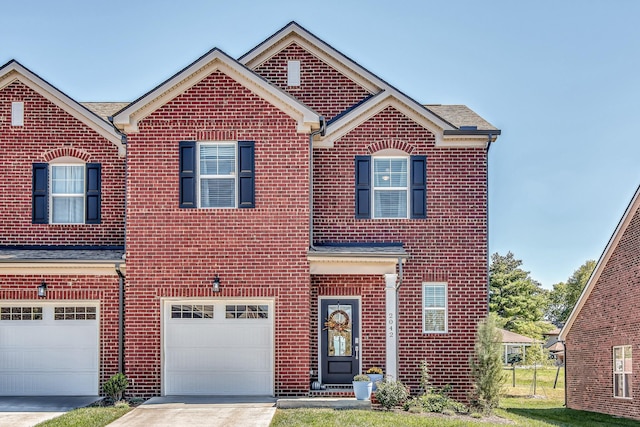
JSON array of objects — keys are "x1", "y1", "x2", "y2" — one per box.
[
  {"x1": 51, "y1": 164, "x2": 85, "y2": 223},
  {"x1": 355, "y1": 152, "x2": 426, "y2": 219},
  {"x1": 613, "y1": 345, "x2": 632, "y2": 398},
  {"x1": 199, "y1": 143, "x2": 236, "y2": 208},
  {"x1": 373, "y1": 157, "x2": 408, "y2": 218},
  {"x1": 32, "y1": 159, "x2": 101, "y2": 225},
  {"x1": 179, "y1": 140, "x2": 255, "y2": 209}
]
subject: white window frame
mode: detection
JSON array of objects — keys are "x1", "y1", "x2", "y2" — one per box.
[
  {"x1": 613, "y1": 345, "x2": 632, "y2": 399},
  {"x1": 372, "y1": 154, "x2": 409, "y2": 219},
  {"x1": 422, "y1": 282, "x2": 448, "y2": 333},
  {"x1": 197, "y1": 141, "x2": 237, "y2": 208},
  {"x1": 49, "y1": 158, "x2": 86, "y2": 224}
]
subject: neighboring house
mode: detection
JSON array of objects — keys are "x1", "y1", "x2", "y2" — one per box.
[
  {"x1": 500, "y1": 329, "x2": 535, "y2": 364},
  {"x1": 0, "y1": 22, "x2": 500, "y2": 400},
  {"x1": 560, "y1": 185, "x2": 640, "y2": 420}
]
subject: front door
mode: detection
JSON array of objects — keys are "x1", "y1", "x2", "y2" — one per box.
[{"x1": 320, "y1": 298, "x2": 359, "y2": 384}]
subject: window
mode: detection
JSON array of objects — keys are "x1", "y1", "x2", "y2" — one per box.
[
  {"x1": 0, "y1": 306, "x2": 43, "y2": 321},
  {"x1": 225, "y1": 304, "x2": 269, "y2": 319},
  {"x1": 32, "y1": 161, "x2": 101, "y2": 224},
  {"x1": 423, "y1": 283, "x2": 447, "y2": 333},
  {"x1": 51, "y1": 165, "x2": 85, "y2": 223},
  {"x1": 54, "y1": 306, "x2": 97, "y2": 320},
  {"x1": 179, "y1": 140, "x2": 255, "y2": 209},
  {"x1": 373, "y1": 157, "x2": 408, "y2": 218},
  {"x1": 614, "y1": 345, "x2": 632, "y2": 398},
  {"x1": 355, "y1": 154, "x2": 426, "y2": 219},
  {"x1": 171, "y1": 304, "x2": 214, "y2": 319}
]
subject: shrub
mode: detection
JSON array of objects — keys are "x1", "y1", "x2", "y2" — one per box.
[
  {"x1": 103, "y1": 373, "x2": 129, "y2": 403},
  {"x1": 469, "y1": 315, "x2": 504, "y2": 414},
  {"x1": 353, "y1": 374, "x2": 370, "y2": 382},
  {"x1": 366, "y1": 366, "x2": 383, "y2": 374},
  {"x1": 375, "y1": 378, "x2": 409, "y2": 410},
  {"x1": 419, "y1": 360, "x2": 432, "y2": 395},
  {"x1": 413, "y1": 393, "x2": 468, "y2": 414}
]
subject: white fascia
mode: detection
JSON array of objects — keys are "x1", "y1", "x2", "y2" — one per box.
[
  {"x1": 0, "y1": 63, "x2": 125, "y2": 156},
  {"x1": 112, "y1": 49, "x2": 320, "y2": 135}
]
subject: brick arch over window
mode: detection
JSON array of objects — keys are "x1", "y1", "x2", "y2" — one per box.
[
  {"x1": 43, "y1": 147, "x2": 92, "y2": 163},
  {"x1": 366, "y1": 140, "x2": 415, "y2": 155}
]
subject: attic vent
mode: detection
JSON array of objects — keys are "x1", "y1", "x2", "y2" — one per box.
[
  {"x1": 287, "y1": 60, "x2": 301, "y2": 86},
  {"x1": 11, "y1": 102, "x2": 24, "y2": 126},
  {"x1": 459, "y1": 126, "x2": 477, "y2": 131}
]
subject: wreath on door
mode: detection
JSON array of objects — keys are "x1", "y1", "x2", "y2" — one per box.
[{"x1": 324, "y1": 309, "x2": 350, "y2": 335}]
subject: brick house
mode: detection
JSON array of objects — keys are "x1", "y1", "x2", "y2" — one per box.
[
  {"x1": 560, "y1": 185, "x2": 640, "y2": 420},
  {"x1": 0, "y1": 22, "x2": 500, "y2": 399}
]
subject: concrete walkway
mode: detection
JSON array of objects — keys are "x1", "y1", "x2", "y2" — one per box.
[
  {"x1": 0, "y1": 396, "x2": 99, "y2": 427},
  {"x1": 107, "y1": 396, "x2": 277, "y2": 427}
]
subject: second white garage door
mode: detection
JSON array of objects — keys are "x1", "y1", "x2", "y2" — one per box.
[{"x1": 163, "y1": 299, "x2": 274, "y2": 396}]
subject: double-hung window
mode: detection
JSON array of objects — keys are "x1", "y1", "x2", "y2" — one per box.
[
  {"x1": 32, "y1": 160, "x2": 101, "y2": 224},
  {"x1": 179, "y1": 140, "x2": 255, "y2": 209},
  {"x1": 613, "y1": 345, "x2": 632, "y2": 398},
  {"x1": 355, "y1": 153, "x2": 426, "y2": 219},
  {"x1": 423, "y1": 282, "x2": 447, "y2": 333}
]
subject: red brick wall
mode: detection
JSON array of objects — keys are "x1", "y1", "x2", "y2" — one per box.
[
  {"x1": 0, "y1": 81, "x2": 125, "y2": 246},
  {"x1": 311, "y1": 107, "x2": 488, "y2": 400},
  {"x1": 123, "y1": 70, "x2": 312, "y2": 396},
  {"x1": 565, "y1": 206, "x2": 640, "y2": 420},
  {"x1": 0, "y1": 274, "x2": 121, "y2": 391},
  {"x1": 252, "y1": 43, "x2": 373, "y2": 121}
]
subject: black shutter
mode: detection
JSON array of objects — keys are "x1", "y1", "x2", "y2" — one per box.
[
  {"x1": 85, "y1": 163, "x2": 101, "y2": 224},
  {"x1": 355, "y1": 156, "x2": 371, "y2": 219},
  {"x1": 179, "y1": 141, "x2": 197, "y2": 208},
  {"x1": 237, "y1": 141, "x2": 255, "y2": 208},
  {"x1": 410, "y1": 155, "x2": 427, "y2": 219},
  {"x1": 32, "y1": 163, "x2": 48, "y2": 224}
]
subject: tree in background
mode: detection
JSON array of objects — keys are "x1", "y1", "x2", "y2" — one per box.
[
  {"x1": 489, "y1": 252, "x2": 549, "y2": 334},
  {"x1": 546, "y1": 259, "x2": 596, "y2": 325}
]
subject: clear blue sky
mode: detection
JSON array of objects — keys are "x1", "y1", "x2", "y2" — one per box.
[{"x1": 3, "y1": 0, "x2": 639, "y2": 288}]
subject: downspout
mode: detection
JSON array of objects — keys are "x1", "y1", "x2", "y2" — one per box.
[
  {"x1": 561, "y1": 340, "x2": 567, "y2": 407},
  {"x1": 115, "y1": 263, "x2": 125, "y2": 374},
  {"x1": 486, "y1": 133, "x2": 493, "y2": 314},
  {"x1": 308, "y1": 116, "x2": 326, "y2": 250}
]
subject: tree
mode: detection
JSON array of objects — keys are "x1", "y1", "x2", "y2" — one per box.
[
  {"x1": 546, "y1": 260, "x2": 596, "y2": 325},
  {"x1": 489, "y1": 252, "x2": 548, "y2": 330},
  {"x1": 469, "y1": 315, "x2": 504, "y2": 414}
]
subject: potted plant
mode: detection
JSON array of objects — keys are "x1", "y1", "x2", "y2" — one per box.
[
  {"x1": 366, "y1": 367, "x2": 384, "y2": 391},
  {"x1": 352, "y1": 374, "x2": 372, "y2": 400}
]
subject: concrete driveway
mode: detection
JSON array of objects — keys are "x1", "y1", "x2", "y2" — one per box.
[
  {"x1": 107, "y1": 396, "x2": 277, "y2": 427},
  {"x1": 0, "y1": 396, "x2": 99, "y2": 427}
]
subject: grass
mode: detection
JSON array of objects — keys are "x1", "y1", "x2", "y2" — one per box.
[
  {"x1": 34, "y1": 405, "x2": 131, "y2": 427},
  {"x1": 272, "y1": 366, "x2": 640, "y2": 426}
]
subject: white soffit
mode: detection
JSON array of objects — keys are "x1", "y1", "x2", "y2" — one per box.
[
  {"x1": 0, "y1": 61, "x2": 125, "y2": 157},
  {"x1": 112, "y1": 49, "x2": 320, "y2": 134}
]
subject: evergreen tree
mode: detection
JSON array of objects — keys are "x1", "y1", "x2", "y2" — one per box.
[{"x1": 469, "y1": 315, "x2": 504, "y2": 414}]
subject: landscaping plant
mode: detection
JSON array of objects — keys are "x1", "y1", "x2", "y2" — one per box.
[
  {"x1": 469, "y1": 315, "x2": 504, "y2": 414},
  {"x1": 102, "y1": 373, "x2": 129, "y2": 403},
  {"x1": 375, "y1": 378, "x2": 409, "y2": 410}
]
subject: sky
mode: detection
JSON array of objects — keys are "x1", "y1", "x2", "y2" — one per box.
[{"x1": 2, "y1": 0, "x2": 639, "y2": 288}]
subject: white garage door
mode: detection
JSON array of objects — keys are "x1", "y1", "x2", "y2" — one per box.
[
  {"x1": 164, "y1": 299, "x2": 274, "y2": 396},
  {"x1": 0, "y1": 302, "x2": 99, "y2": 396}
]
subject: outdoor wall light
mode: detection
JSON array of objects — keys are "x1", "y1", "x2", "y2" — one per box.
[
  {"x1": 37, "y1": 281, "x2": 47, "y2": 298},
  {"x1": 212, "y1": 275, "x2": 221, "y2": 293}
]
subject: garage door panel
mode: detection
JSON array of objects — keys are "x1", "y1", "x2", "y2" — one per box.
[
  {"x1": 164, "y1": 300, "x2": 274, "y2": 396},
  {"x1": 0, "y1": 302, "x2": 99, "y2": 396}
]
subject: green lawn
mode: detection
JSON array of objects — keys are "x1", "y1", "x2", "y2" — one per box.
[{"x1": 34, "y1": 405, "x2": 131, "y2": 427}]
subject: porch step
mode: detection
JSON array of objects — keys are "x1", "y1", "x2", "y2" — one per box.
[{"x1": 276, "y1": 397, "x2": 371, "y2": 409}]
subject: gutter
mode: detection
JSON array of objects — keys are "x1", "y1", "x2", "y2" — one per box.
[
  {"x1": 308, "y1": 116, "x2": 326, "y2": 250},
  {"x1": 115, "y1": 263, "x2": 125, "y2": 374}
]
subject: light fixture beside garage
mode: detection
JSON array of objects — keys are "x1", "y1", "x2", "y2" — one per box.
[
  {"x1": 212, "y1": 275, "x2": 221, "y2": 293},
  {"x1": 37, "y1": 281, "x2": 47, "y2": 298}
]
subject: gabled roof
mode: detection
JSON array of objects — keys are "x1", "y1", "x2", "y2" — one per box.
[
  {"x1": 0, "y1": 60, "x2": 125, "y2": 156},
  {"x1": 240, "y1": 22, "x2": 500, "y2": 148},
  {"x1": 500, "y1": 328, "x2": 535, "y2": 344},
  {"x1": 559, "y1": 184, "x2": 640, "y2": 341},
  {"x1": 112, "y1": 48, "x2": 321, "y2": 134}
]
